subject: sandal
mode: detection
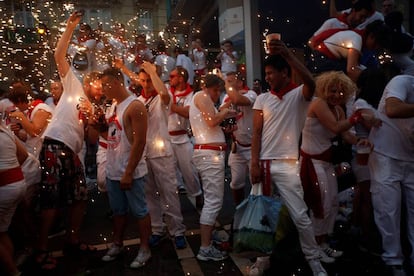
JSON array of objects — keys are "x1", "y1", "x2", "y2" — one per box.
[
  {"x1": 63, "y1": 241, "x2": 98, "y2": 255},
  {"x1": 33, "y1": 250, "x2": 57, "y2": 271}
]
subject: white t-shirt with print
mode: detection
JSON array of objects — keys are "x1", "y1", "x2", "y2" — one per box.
[{"x1": 42, "y1": 69, "x2": 87, "y2": 154}]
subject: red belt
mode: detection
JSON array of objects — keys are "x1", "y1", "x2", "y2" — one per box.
[
  {"x1": 0, "y1": 167, "x2": 24, "y2": 187},
  {"x1": 99, "y1": 141, "x2": 108, "y2": 149},
  {"x1": 169, "y1": 130, "x2": 188, "y2": 136},
  {"x1": 194, "y1": 144, "x2": 227, "y2": 151}
]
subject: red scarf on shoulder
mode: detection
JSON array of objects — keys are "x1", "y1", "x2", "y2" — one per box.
[
  {"x1": 171, "y1": 84, "x2": 193, "y2": 104},
  {"x1": 271, "y1": 81, "x2": 298, "y2": 100}
]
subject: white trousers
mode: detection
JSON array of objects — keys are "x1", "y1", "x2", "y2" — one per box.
[
  {"x1": 172, "y1": 142, "x2": 202, "y2": 196},
  {"x1": 228, "y1": 145, "x2": 251, "y2": 190},
  {"x1": 193, "y1": 149, "x2": 225, "y2": 226},
  {"x1": 369, "y1": 151, "x2": 414, "y2": 267},
  {"x1": 145, "y1": 156, "x2": 186, "y2": 236},
  {"x1": 310, "y1": 159, "x2": 338, "y2": 236},
  {"x1": 268, "y1": 159, "x2": 321, "y2": 260}
]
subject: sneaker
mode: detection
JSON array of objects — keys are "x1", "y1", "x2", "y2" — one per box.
[
  {"x1": 248, "y1": 256, "x2": 270, "y2": 276},
  {"x1": 321, "y1": 243, "x2": 343, "y2": 258},
  {"x1": 308, "y1": 259, "x2": 328, "y2": 276},
  {"x1": 318, "y1": 249, "x2": 335, "y2": 264},
  {"x1": 196, "y1": 245, "x2": 228, "y2": 261},
  {"x1": 174, "y1": 235, "x2": 187, "y2": 249},
  {"x1": 102, "y1": 244, "x2": 124, "y2": 262},
  {"x1": 130, "y1": 248, "x2": 151, "y2": 269},
  {"x1": 148, "y1": 234, "x2": 167, "y2": 248}
]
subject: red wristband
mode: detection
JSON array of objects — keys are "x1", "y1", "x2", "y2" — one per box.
[{"x1": 349, "y1": 111, "x2": 362, "y2": 125}]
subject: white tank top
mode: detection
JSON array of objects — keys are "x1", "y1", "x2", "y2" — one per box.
[
  {"x1": 301, "y1": 116, "x2": 336, "y2": 154},
  {"x1": 106, "y1": 95, "x2": 147, "y2": 180},
  {"x1": 0, "y1": 126, "x2": 20, "y2": 170},
  {"x1": 189, "y1": 93, "x2": 225, "y2": 144}
]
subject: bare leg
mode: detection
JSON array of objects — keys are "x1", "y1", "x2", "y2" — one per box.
[
  {"x1": 232, "y1": 188, "x2": 245, "y2": 206},
  {"x1": 37, "y1": 208, "x2": 58, "y2": 251},
  {"x1": 200, "y1": 224, "x2": 214, "y2": 247},
  {"x1": 67, "y1": 200, "x2": 87, "y2": 243},
  {"x1": 112, "y1": 214, "x2": 127, "y2": 245},
  {"x1": 138, "y1": 214, "x2": 152, "y2": 250},
  {"x1": 0, "y1": 232, "x2": 18, "y2": 275}
]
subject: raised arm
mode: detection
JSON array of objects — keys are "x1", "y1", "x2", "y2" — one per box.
[
  {"x1": 269, "y1": 40, "x2": 315, "y2": 100},
  {"x1": 194, "y1": 92, "x2": 232, "y2": 128},
  {"x1": 54, "y1": 11, "x2": 83, "y2": 78},
  {"x1": 140, "y1": 61, "x2": 170, "y2": 105}
]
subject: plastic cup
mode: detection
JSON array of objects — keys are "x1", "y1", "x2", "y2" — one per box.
[
  {"x1": 266, "y1": 33, "x2": 281, "y2": 44},
  {"x1": 356, "y1": 144, "x2": 371, "y2": 165},
  {"x1": 265, "y1": 33, "x2": 281, "y2": 54}
]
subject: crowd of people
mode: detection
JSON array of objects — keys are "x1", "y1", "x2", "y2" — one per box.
[{"x1": 0, "y1": 0, "x2": 413, "y2": 276}]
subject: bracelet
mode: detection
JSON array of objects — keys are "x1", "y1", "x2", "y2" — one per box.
[{"x1": 349, "y1": 111, "x2": 362, "y2": 125}]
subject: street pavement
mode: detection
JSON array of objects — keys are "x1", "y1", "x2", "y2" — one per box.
[{"x1": 16, "y1": 178, "x2": 400, "y2": 276}]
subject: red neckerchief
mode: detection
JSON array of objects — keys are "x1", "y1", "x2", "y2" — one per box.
[
  {"x1": 171, "y1": 84, "x2": 193, "y2": 104},
  {"x1": 140, "y1": 90, "x2": 158, "y2": 100},
  {"x1": 337, "y1": 12, "x2": 349, "y2": 25},
  {"x1": 27, "y1": 99, "x2": 43, "y2": 118},
  {"x1": 270, "y1": 82, "x2": 298, "y2": 100}
]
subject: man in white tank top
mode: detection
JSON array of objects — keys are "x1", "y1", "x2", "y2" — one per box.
[
  {"x1": 99, "y1": 68, "x2": 152, "y2": 268},
  {"x1": 116, "y1": 59, "x2": 187, "y2": 250}
]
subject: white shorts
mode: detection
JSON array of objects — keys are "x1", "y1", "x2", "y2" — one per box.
[{"x1": 0, "y1": 180, "x2": 26, "y2": 232}]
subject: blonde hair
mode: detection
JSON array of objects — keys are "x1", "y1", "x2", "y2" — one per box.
[{"x1": 315, "y1": 71, "x2": 356, "y2": 102}]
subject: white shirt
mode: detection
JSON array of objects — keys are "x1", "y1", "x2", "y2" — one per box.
[
  {"x1": 253, "y1": 86, "x2": 309, "y2": 160},
  {"x1": 168, "y1": 90, "x2": 193, "y2": 144},
  {"x1": 176, "y1": 54, "x2": 195, "y2": 85},
  {"x1": 192, "y1": 48, "x2": 207, "y2": 70},
  {"x1": 138, "y1": 94, "x2": 173, "y2": 158},
  {"x1": 221, "y1": 90, "x2": 257, "y2": 145},
  {"x1": 369, "y1": 75, "x2": 414, "y2": 162},
  {"x1": 42, "y1": 69, "x2": 87, "y2": 154},
  {"x1": 26, "y1": 102, "x2": 52, "y2": 158},
  {"x1": 220, "y1": 51, "x2": 238, "y2": 74},
  {"x1": 324, "y1": 30, "x2": 362, "y2": 58}
]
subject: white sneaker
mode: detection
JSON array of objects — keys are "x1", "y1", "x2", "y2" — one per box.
[
  {"x1": 102, "y1": 244, "x2": 124, "y2": 262},
  {"x1": 248, "y1": 256, "x2": 270, "y2": 276},
  {"x1": 130, "y1": 248, "x2": 151, "y2": 268},
  {"x1": 318, "y1": 249, "x2": 335, "y2": 263},
  {"x1": 308, "y1": 259, "x2": 328, "y2": 276},
  {"x1": 196, "y1": 245, "x2": 228, "y2": 261}
]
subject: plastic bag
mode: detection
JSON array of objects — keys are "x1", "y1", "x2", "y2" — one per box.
[{"x1": 233, "y1": 183, "x2": 282, "y2": 254}]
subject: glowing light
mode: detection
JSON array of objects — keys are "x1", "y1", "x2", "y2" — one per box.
[{"x1": 155, "y1": 139, "x2": 165, "y2": 149}]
